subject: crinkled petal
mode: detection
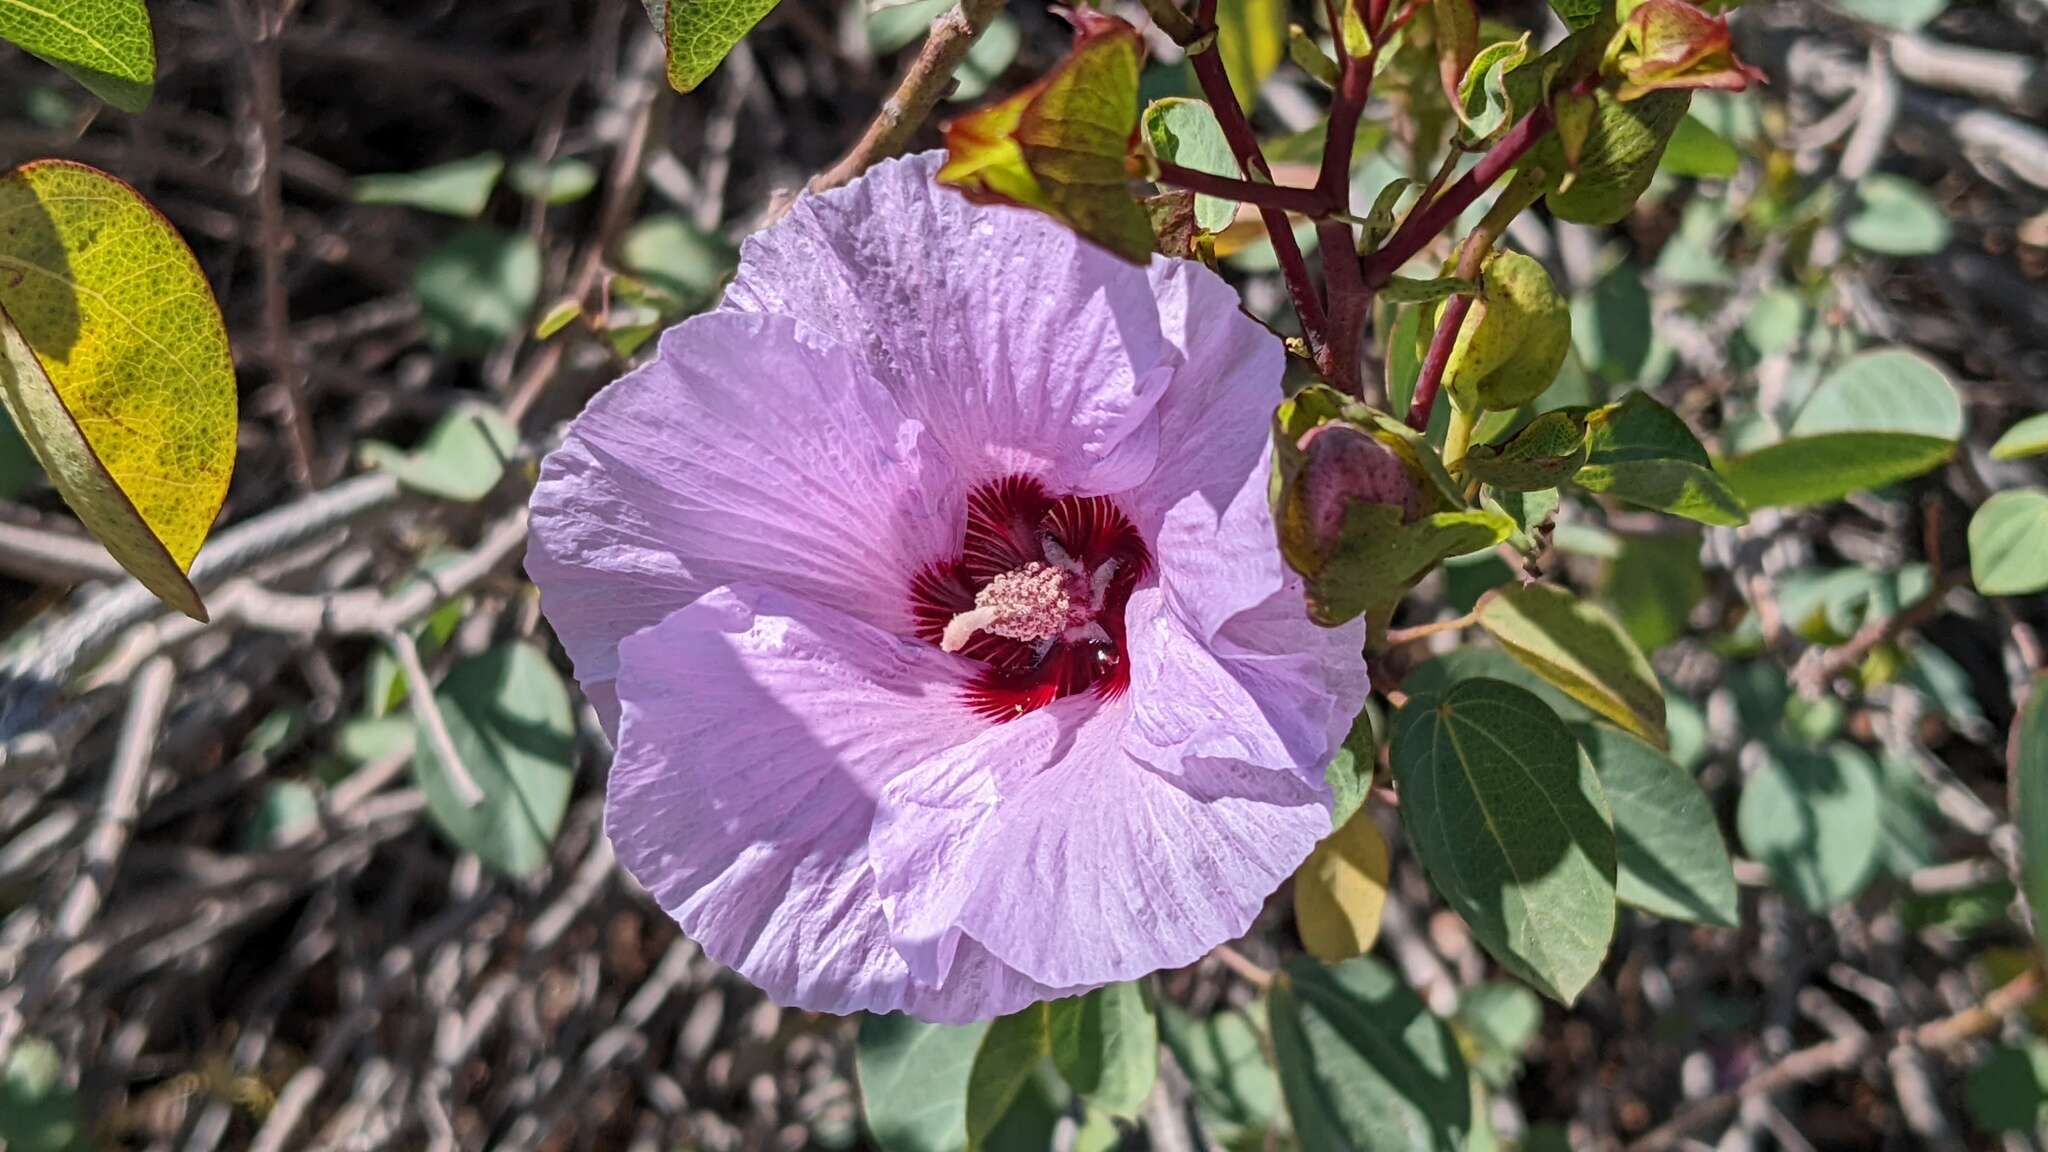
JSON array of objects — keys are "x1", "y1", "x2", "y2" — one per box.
[
  {"x1": 871, "y1": 695, "x2": 1331, "y2": 990},
  {"x1": 609, "y1": 584, "x2": 1067, "y2": 1021},
  {"x1": 723, "y1": 152, "x2": 1170, "y2": 495},
  {"x1": 527, "y1": 311, "x2": 959, "y2": 730},
  {"x1": 1123, "y1": 582, "x2": 1364, "y2": 790}
]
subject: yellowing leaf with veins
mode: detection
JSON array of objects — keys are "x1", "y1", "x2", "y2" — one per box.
[
  {"x1": 1295, "y1": 807, "x2": 1391, "y2": 962},
  {"x1": 0, "y1": 161, "x2": 235, "y2": 620}
]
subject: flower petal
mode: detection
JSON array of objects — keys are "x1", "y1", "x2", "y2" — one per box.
[
  {"x1": 871, "y1": 695, "x2": 1331, "y2": 989},
  {"x1": 527, "y1": 311, "x2": 959, "y2": 730},
  {"x1": 1123, "y1": 582, "x2": 1366, "y2": 790},
  {"x1": 723, "y1": 152, "x2": 1170, "y2": 495},
  {"x1": 610, "y1": 584, "x2": 1062, "y2": 1020}
]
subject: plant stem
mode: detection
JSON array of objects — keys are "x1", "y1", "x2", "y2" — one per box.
[
  {"x1": 1442, "y1": 404, "x2": 1477, "y2": 471},
  {"x1": 1404, "y1": 167, "x2": 1547, "y2": 431},
  {"x1": 1186, "y1": 0, "x2": 1330, "y2": 359},
  {"x1": 1311, "y1": 0, "x2": 1390, "y2": 396},
  {"x1": 810, "y1": 0, "x2": 1008, "y2": 193},
  {"x1": 1152, "y1": 161, "x2": 1328, "y2": 215},
  {"x1": 1362, "y1": 102, "x2": 1553, "y2": 289}
]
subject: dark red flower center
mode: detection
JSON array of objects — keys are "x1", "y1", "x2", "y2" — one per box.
[{"x1": 910, "y1": 475, "x2": 1151, "y2": 721}]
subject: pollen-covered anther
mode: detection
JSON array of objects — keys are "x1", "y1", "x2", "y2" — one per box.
[{"x1": 940, "y1": 561, "x2": 1093, "y2": 653}]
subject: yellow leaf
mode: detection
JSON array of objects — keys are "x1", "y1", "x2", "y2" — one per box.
[
  {"x1": 1295, "y1": 807, "x2": 1391, "y2": 962},
  {"x1": 940, "y1": 11, "x2": 1153, "y2": 263},
  {"x1": 0, "y1": 160, "x2": 236, "y2": 620}
]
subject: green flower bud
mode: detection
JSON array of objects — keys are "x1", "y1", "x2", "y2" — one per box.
[{"x1": 1419, "y1": 249, "x2": 1572, "y2": 412}]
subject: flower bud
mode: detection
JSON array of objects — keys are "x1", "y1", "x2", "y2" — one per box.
[
  {"x1": 1421, "y1": 249, "x2": 1572, "y2": 412},
  {"x1": 1293, "y1": 423, "x2": 1424, "y2": 549}
]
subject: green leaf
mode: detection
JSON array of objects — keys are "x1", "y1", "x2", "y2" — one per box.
[
  {"x1": 965, "y1": 1003, "x2": 1053, "y2": 1152},
  {"x1": 1216, "y1": 0, "x2": 1285, "y2": 111},
  {"x1": 1456, "y1": 35, "x2": 1532, "y2": 143},
  {"x1": 0, "y1": 408, "x2": 41, "y2": 498},
  {"x1": 620, "y1": 214, "x2": 738, "y2": 310},
  {"x1": 1572, "y1": 391, "x2": 1746, "y2": 526},
  {"x1": 1454, "y1": 982, "x2": 1542, "y2": 1089},
  {"x1": 1539, "y1": 89, "x2": 1692, "y2": 226},
  {"x1": 0, "y1": 1037, "x2": 80, "y2": 1152},
  {"x1": 1721, "y1": 349, "x2": 1962, "y2": 510},
  {"x1": 1158, "y1": 1004, "x2": 1278, "y2": 1148},
  {"x1": 414, "y1": 641, "x2": 576, "y2": 878},
  {"x1": 1992, "y1": 412, "x2": 2048, "y2": 461},
  {"x1": 1271, "y1": 956, "x2": 1472, "y2": 1152},
  {"x1": 1576, "y1": 723, "x2": 1736, "y2": 927},
  {"x1": 0, "y1": 0, "x2": 153, "y2": 112},
  {"x1": 1144, "y1": 97, "x2": 1237, "y2": 233},
  {"x1": 1739, "y1": 286, "x2": 1808, "y2": 359},
  {"x1": 2016, "y1": 675, "x2": 2048, "y2": 949},
  {"x1": 414, "y1": 226, "x2": 541, "y2": 358},
  {"x1": 360, "y1": 404, "x2": 517, "y2": 503},
  {"x1": 0, "y1": 160, "x2": 235, "y2": 622},
  {"x1": 1572, "y1": 266, "x2": 1654, "y2": 386},
  {"x1": 240, "y1": 779, "x2": 319, "y2": 850},
  {"x1": 1845, "y1": 173, "x2": 1951, "y2": 256},
  {"x1": 857, "y1": 1014, "x2": 989, "y2": 1152},
  {"x1": 1546, "y1": 0, "x2": 1605, "y2": 30},
  {"x1": 1603, "y1": 530, "x2": 1704, "y2": 653},
  {"x1": 354, "y1": 154, "x2": 504, "y2": 217},
  {"x1": 1658, "y1": 114, "x2": 1739, "y2": 178},
  {"x1": 1405, "y1": 645, "x2": 1596, "y2": 725},
  {"x1": 1297, "y1": 504, "x2": 1515, "y2": 628},
  {"x1": 1392, "y1": 679, "x2": 1618, "y2": 1003},
  {"x1": 534, "y1": 298, "x2": 582, "y2": 340},
  {"x1": 1479, "y1": 582, "x2": 1666, "y2": 746},
  {"x1": 1295, "y1": 807, "x2": 1391, "y2": 962},
  {"x1": 1464, "y1": 410, "x2": 1590, "y2": 491},
  {"x1": 1966, "y1": 1041, "x2": 2048, "y2": 1133},
  {"x1": 1736, "y1": 743, "x2": 1882, "y2": 910},
  {"x1": 661, "y1": 0, "x2": 779, "y2": 92},
  {"x1": 1326, "y1": 705, "x2": 1377, "y2": 829},
  {"x1": 1970, "y1": 488, "x2": 2048, "y2": 597},
  {"x1": 508, "y1": 157, "x2": 598, "y2": 205},
  {"x1": 1833, "y1": 0, "x2": 1947, "y2": 32},
  {"x1": 1049, "y1": 984, "x2": 1157, "y2": 1119}
]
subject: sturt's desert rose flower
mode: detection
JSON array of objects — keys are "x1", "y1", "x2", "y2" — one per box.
[{"x1": 526, "y1": 153, "x2": 1367, "y2": 1022}]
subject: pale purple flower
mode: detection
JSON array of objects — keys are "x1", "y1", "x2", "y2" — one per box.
[{"x1": 526, "y1": 153, "x2": 1367, "y2": 1023}]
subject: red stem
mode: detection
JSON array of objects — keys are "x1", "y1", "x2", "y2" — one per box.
[
  {"x1": 1362, "y1": 103, "x2": 1553, "y2": 289},
  {"x1": 1153, "y1": 161, "x2": 1328, "y2": 215},
  {"x1": 1311, "y1": 0, "x2": 1392, "y2": 394},
  {"x1": 1187, "y1": 0, "x2": 1329, "y2": 354},
  {"x1": 1406, "y1": 292, "x2": 1470, "y2": 429}
]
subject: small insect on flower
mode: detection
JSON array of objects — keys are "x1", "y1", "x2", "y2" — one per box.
[{"x1": 526, "y1": 153, "x2": 1367, "y2": 1022}]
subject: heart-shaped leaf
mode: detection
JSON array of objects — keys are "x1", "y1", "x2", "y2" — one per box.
[
  {"x1": 1737, "y1": 742, "x2": 1882, "y2": 911},
  {"x1": 414, "y1": 641, "x2": 576, "y2": 878},
  {"x1": 1970, "y1": 488, "x2": 2048, "y2": 597},
  {"x1": 1576, "y1": 722, "x2": 1737, "y2": 927},
  {"x1": 858, "y1": 1014, "x2": 989, "y2": 1152},
  {"x1": 1393, "y1": 679, "x2": 1618, "y2": 1003},
  {"x1": 0, "y1": 160, "x2": 236, "y2": 621}
]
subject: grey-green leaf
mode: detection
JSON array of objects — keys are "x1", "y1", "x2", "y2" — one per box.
[
  {"x1": 1271, "y1": 956, "x2": 1472, "y2": 1152},
  {"x1": 1991, "y1": 412, "x2": 2048, "y2": 461},
  {"x1": 1577, "y1": 723, "x2": 1738, "y2": 927},
  {"x1": 1846, "y1": 173, "x2": 1951, "y2": 256},
  {"x1": 359, "y1": 404, "x2": 517, "y2": 503},
  {"x1": 1392, "y1": 679, "x2": 1618, "y2": 1003},
  {"x1": 1658, "y1": 115, "x2": 1739, "y2": 179},
  {"x1": 1736, "y1": 743, "x2": 1882, "y2": 910},
  {"x1": 414, "y1": 227, "x2": 541, "y2": 358},
  {"x1": 414, "y1": 641, "x2": 576, "y2": 878},
  {"x1": 1479, "y1": 582, "x2": 1667, "y2": 746},
  {"x1": 1970, "y1": 488, "x2": 2048, "y2": 597},
  {"x1": 354, "y1": 154, "x2": 505, "y2": 217},
  {"x1": 1049, "y1": 983, "x2": 1157, "y2": 1119},
  {"x1": 857, "y1": 1014, "x2": 990, "y2": 1152},
  {"x1": 1144, "y1": 97, "x2": 1238, "y2": 233},
  {"x1": 1454, "y1": 981, "x2": 1543, "y2": 1089},
  {"x1": 1722, "y1": 349, "x2": 1962, "y2": 510},
  {"x1": 0, "y1": 0, "x2": 153, "y2": 112}
]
